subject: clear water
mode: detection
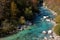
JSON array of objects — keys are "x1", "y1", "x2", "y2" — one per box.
[{"x1": 0, "y1": 7, "x2": 54, "y2": 40}]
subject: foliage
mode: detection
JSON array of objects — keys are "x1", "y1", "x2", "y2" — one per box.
[
  {"x1": 54, "y1": 24, "x2": 60, "y2": 36},
  {"x1": 16, "y1": 0, "x2": 39, "y2": 21},
  {"x1": 55, "y1": 15, "x2": 60, "y2": 23},
  {"x1": 1, "y1": 19, "x2": 17, "y2": 33},
  {"x1": 11, "y1": 1, "x2": 17, "y2": 16},
  {"x1": 19, "y1": 16, "x2": 26, "y2": 25},
  {"x1": 0, "y1": 0, "x2": 41, "y2": 36}
]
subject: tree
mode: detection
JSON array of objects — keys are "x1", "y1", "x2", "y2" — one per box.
[
  {"x1": 11, "y1": 1, "x2": 17, "y2": 16},
  {"x1": 53, "y1": 24, "x2": 60, "y2": 36},
  {"x1": 19, "y1": 16, "x2": 26, "y2": 25},
  {"x1": 55, "y1": 16, "x2": 60, "y2": 23},
  {"x1": 0, "y1": 0, "x2": 42, "y2": 37},
  {"x1": 15, "y1": 0, "x2": 39, "y2": 22}
]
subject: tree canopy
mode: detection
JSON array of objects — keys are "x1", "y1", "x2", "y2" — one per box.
[
  {"x1": 53, "y1": 24, "x2": 60, "y2": 36},
  {"x1": 0, "y1": 0, "x2": 43, "y2": 37},
  {"x1": 55, "y1": 15, "x2": 60, "y2": 23}
]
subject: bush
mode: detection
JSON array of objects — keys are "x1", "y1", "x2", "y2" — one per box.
[
  {"x1": 55, "y1": 15, "x2": 60, "y2": 23},
  {"x1": 1, "y1": 19, "x2": 17, "y2": 33},
  {"x1": 19, "y1": 16, "x2": 26, "y2": 25},
  {"x1": 54, "y1": 24, "x2": 60, "y2": 36}
]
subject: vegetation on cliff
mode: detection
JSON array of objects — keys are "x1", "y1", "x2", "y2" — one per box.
[
  {"x1": 0, "y1": 0, "x2": 43, "y2": 37},
  {"x1": 54, "y1": 24, "x2": 60, "y2": 36}
]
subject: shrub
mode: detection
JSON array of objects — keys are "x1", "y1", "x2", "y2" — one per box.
[
  {"x1": 54, "y1": 24, "x2": 60, "y2": 36},
  {"x1": 55, "y1": 16, "x2": 60, "y2": 23}
]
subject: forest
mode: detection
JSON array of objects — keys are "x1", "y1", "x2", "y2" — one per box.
[{"x1": 0, "y1": 0, "x2": 43, "y2": 37}]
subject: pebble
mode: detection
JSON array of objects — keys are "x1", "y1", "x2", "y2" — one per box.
[
  {"x1": 46, "y1": 19, "x2": 51, "y2": 22},
  {"x1": 48, "y1": 30, "x2": 52, "y2": 34},
  {"x1": 43, "y1": 16, "x2": 48, "y2": 19},
  {"x1": 42, "y1": 31, "x2": 46, "y2": 34},
  {"x1": 44, "y1": 37, "x2": 48, "y2": 40}
]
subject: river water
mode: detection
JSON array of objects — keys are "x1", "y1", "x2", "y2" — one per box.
[{"x1": 0, "y1": 6, "x2": 55, "y2": 40}]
